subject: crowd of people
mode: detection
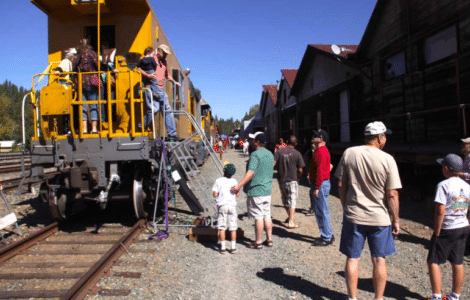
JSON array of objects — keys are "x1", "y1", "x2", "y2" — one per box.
[
  {"x1": 54, "y1": 39, "x2": 180, "y2": 138},
  {"x1": 212, "y1": 122, "x2": 470, "y2": 300}
]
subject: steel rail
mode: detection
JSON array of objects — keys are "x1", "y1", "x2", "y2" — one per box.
[
  {"x1": 60, "y1": 219, "x2": 146, "y2": 300},
  {"x1": 0, "y1": 222, "x2": 59, "y2": 266}
]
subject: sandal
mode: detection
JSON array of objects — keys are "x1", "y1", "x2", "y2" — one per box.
[
  {"x1": 248, "y1": 242, "x2": 263, "y2": 249},
  {"x1": 263, "y1": 240, "x2": 273, "y2": 247}
]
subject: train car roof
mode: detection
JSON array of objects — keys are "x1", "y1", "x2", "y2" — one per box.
[{"x1": 31, "y1": 0, "x2": 152, "y2": 15}]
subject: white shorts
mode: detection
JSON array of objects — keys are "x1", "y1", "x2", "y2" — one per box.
[
  {"x1": 217, "y1": 205, "x2": 238, "y2": 231},
  {"x1": 279, "y1": 181, "x2": 298, "y2": 208},
  {"x1": 247, "y1": 196, "x2": 271, "y2": 220}
]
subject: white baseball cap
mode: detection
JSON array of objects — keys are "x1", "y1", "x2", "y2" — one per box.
[
  {"x1": 461, "y1": 137, "x2": 470, "y2": 143},
  {"x1": 364, "y1": 121, "x2": 392, "y2": 135},
  {"x1": 248, "y1": 131, "x2": 263, "y2": 139}
]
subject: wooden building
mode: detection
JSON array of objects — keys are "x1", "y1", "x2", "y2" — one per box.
[
  {"x1": 260, "y1": 85, "x2": 278, "y2": 151},
  {"x1": 277, "y1": 69, "x2": 298, "y2": 143},
  {"x1": 289, "y1": 44, "x2": 358, "y2": 147},
  {"x1": 344, "y1": 0, "x2": 470, "y2": 164}
]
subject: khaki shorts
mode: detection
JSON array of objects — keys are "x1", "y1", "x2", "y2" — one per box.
[
  {"x1": 217, "y1": 205, "x2": 238, "y2": 231},
  {"x1": 279, "y1": 181, "x2": 298, "y2": 208},
  {"x1": 247, "y1": 196, "x2": 271, "y2": 220}
]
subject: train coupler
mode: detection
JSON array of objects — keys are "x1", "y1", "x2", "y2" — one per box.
[{"x1": 97, "y1": 173, "x2": 120, "y2": 210}]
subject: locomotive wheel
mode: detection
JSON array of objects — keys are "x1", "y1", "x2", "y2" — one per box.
[
  {"x1": 133, "y1": 170, "x2": 148, "y2": 219},
  {"x1": 49, "y1": 190, "x2": 71, "y2": 221}
]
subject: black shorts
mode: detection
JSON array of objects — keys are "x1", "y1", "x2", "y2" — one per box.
[{"x1": 427, "y1": 226, "x2": 470, "y2": 265}]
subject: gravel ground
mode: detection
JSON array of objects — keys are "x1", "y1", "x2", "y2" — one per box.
[
  {"x1": 0, "y1": 181, "x2": 53, "y2": 246},
  {"x1": 86, "y1": 148, "x2": 470, "y2": 300}
]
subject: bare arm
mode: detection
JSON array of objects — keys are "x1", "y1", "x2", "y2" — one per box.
[
  {"x1": 386, "y1": 189, "x2": 400, "y2": 236},
  {"x1": 231, "y1": 170, "x2": 255, "y2": 193},
  {"x1": 297, "y1": 168, "x2": 303, "y2": 181},
  {"x1": 434, "y1": 203, "x2": 446, "y2": 236}
]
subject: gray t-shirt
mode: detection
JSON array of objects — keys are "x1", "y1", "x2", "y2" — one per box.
[
  {"x1": 335, "y1": 145, "x2": 402, "y2": 226},
  {"x1": 434, "y1": 177, "x2": 470, "y2": 230},
  {"x1": 274, "y1": 146, "x2": 305, "y2": 182}
]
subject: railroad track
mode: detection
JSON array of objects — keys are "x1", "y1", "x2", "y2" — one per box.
[
  {"x1": 0, "y1": 219, "x2": 146, "y2": 299},
  {"x1": 0, "y1": 153, "x2": 31, "y2": 175}
]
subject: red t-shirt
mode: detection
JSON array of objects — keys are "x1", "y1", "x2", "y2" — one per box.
[{"x1": 309, "y1": 145, "x2": 331, "y2": 189}]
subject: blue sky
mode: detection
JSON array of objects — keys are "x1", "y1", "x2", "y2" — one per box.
[{"x1": 0, "y1": 0, "x2": 376, "y2": 120}]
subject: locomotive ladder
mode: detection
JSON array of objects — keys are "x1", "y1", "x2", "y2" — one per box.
[{"x1": 167, "y1": 110, "x2": 223, "y2": 221}]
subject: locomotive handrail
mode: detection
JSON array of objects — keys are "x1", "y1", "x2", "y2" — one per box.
[
  {"x1": 31, "y1": 70, "x2": 146, "y2": 139},
  {"x1": 173, "y1": 110, "x2": 224, "y2": 175}
]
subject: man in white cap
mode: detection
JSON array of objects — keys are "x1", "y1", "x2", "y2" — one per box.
[{"x1": 335, "y1": 121, "x2": 402, "y2": 300}]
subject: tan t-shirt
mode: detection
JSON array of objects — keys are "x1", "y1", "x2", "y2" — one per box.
[{"x1": 335, "y1": 145, "x2": 402, "y2": 226}]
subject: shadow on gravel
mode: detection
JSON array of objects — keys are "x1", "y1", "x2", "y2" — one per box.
[
  {"x1": 271, "y1": 219, "x2": 314, "y2": 243},
  {"x1": 336, "y1": 271, "x2": 423, "y2": 299},
  {"x1": 397, "y1": 232, "x2": 430, "y2": 248},
  {"x1": 257, "y1": 267, "x2": 346, "y2": 299}
]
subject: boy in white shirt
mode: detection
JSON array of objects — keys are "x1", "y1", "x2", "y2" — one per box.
[
  {"x1": 427, "y1": 154, "x2": 470, "y2": 300},
  {"x1": 212, "y1": 163, "x2": 239, "y2": 254}
]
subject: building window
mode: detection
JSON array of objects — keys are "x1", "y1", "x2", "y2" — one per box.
[
  {"x1": 424, "y1": 25, "x2": 457, "y2": 65},
  {"x1": 384, "y1": 52, "x2": 406, "y2": 80}
]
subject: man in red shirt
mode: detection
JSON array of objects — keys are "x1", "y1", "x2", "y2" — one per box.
[{"x1": 309, "y1": 129, "x2": 334, "y2": 246}]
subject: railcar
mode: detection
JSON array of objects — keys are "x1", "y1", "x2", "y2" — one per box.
[{"x1": 24, "y1": 0, "x2": 221, "y2": 221}]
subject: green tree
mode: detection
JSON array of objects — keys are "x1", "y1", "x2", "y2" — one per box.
[{"x1": 0, "y1": 94, "x2": 15, "y2": 140}]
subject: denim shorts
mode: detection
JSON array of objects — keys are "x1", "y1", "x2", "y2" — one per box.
[{"x1": 339, "y1": 218, "x2": 396, "y2": 259}]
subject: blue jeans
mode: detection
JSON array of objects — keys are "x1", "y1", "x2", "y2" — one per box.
[
  {"x1": 82, "y1": 85, "x2": 99, "y2": 121},
  {"x1": 143, "y1": 87, "x2": 177, "y2": 136},
  {"x1": 310, "y1": 179, "x2": 333, "y2": 241}
]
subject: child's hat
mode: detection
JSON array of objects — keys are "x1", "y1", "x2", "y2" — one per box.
[
  {"x1": 224, "y1": 163, "x2": 236, "y2": 176},
  {"x1": 436, "y1": 153, "x2": 463, "y2": 172}
]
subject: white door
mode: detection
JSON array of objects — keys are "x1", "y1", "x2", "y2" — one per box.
[{"x1": 339, "y1": 89, "x2": 350, "y2": 143}]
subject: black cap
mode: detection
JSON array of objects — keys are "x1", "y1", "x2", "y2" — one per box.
[
  {"x1": 437, "y1": 153, "x2": 463, "y2": 172},
  {"x1": 254, "y1": 133, "x2": 267, "y2": 144},
  {"x1": 224, "y1": 163, "x2": 236, "y2": 177},
  {"x1": 313, "y1": 129, "x2": 329, "y2": 143}
]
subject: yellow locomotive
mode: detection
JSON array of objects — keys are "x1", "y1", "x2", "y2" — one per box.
[{"x1": 25, "y1": 0, "x2": 221, "y2": 220}]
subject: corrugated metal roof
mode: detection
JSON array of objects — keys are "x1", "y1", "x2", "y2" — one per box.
[
  {"x1": 262, "y1": 85, "x2": 278, "y2": 105},
  {"x1": 281, "y1": 69, "x2": 298, "y2": 88}
]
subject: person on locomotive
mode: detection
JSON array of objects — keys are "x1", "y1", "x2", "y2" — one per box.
[
  {"x1": 73, "y1": 39, "x2": 101, "y2": 134},
  {"x1": 54, "y1": 47, "x2": 77, "y2": 86},
  {"x1": 138, "y1": 45, "x2": 180, "y2": 140}
]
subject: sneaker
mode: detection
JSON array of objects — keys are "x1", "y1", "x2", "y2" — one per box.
[
  {"x1": 219, "y1": 248, "x2": 227, "y2": 254},
  {"x1": 168, "y1": 134, "x2": 183, "y2": 141},
  {"x1": 229, "y1": 248, "x2": 238, "y2": 254},
  {"x1": 426, "y1": 296, "x2": 447, "y2": 300},
  {"x1": 312, "y1": 235, "x2": 335, "y2": 247},
  {"x1": 305, "y1": 209, "x2": 315, "y2": 216}
]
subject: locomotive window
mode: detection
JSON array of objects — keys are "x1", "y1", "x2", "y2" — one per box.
[{"x1": 85, "y1": 25, "x2": 116, "y2": 53}]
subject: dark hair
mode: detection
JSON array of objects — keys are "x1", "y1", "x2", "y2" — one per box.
[
  {"x1": 144, "y1": 47, "x2": 155, "y2": 56},
  {"x1": 77, "y1": 38, "x2": 92, "y2": 53},
  {"x1": 288, "y1": 135, "x2": 297, "y2": 146},
  {"x1": 223, "y1": 168, "x2": 233, "y2": 178},
  {"x1": 365, "y1": 134, "x2": 381, "y2": 144}
]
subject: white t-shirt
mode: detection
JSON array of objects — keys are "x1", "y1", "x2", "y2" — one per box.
[
  {"x1": 434, "y1": 177, "x2": 470, "y2": 230},
  {"x1": 212, "y1": 177, "x2": 238, "y2": 206}
]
